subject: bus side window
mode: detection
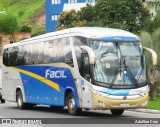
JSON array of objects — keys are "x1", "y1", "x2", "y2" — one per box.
[
  {"x1": 23, "y1": 44, "x2": 32, "y2": 65},
  {"x1": 72, "y1": 36, "x2": 88, "y2": 72},
  {"x1": 57, "y1": 38, "x2": 73, "y2": 67},
  {"x1": 16, "y1": 46, "x2": 26, "y2": 65},
  {"x1": 37, "y1": 42, "x2": 44, "y2": 64},
  {"x1": 12, "y1": 47, "x2": 19, "y2": 66},
  {"x1": 32, "y1": 43, "x2": 38, "y2": 64},
  {"x1": 32, "y1": 42, "x2": 44, "y2": 64},
  {"x1": 3, "y1": 49, "x2": 8, "y2": 66},
  {"x1": 81, "y1": 53, "x2": 91, "y2": 81},
  {"x1": 75, "y1": 46, "x2": 82, "y2": 71},
  {"x1": 8, "y1": 48, "x2": 13, "y2": 66},
  {"x1": 44, "y1": 40, "x2": 57, "y2": 64}
]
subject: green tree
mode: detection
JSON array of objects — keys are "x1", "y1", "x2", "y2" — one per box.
[
  {"x1": 18, "y1": 10, "x2": 24, "y2": 17},
  {"x1": 20, "y1": 25, "x2": 32, "y2": 33},
  {"x1": 57, "y1": 0, "x2": 151, "y2": 33},
  {"x1": 140, "y1": 29, "x2": 160, "y2": 100},
  {"x1": 94, "y1": 0, "x2": 151, "y2": 33},
  {"x1": 143, "y1": 12, "x2": 160, "y2": 33},
  {"x1": 152, "y1": 12, "x2": 160, "y2": 29},
  {"x1": 146, "y1": 0, "x2": 160, "y2": 14},
  {"x1": 57, "y1": 9, "x2": 86, "y2": 30},
  {"x1": 0, "y1": 13, "x2": 18, "y2": 35}
]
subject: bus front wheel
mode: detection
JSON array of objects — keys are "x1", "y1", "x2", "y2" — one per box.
[
  {"x1": 67, "y1": 93, "x2": 82, "y2": 115},
  {"x1": 110, "y1": 109, "x2": 124, "y2": 115},
  {"x1": 16, "y1": 90, "x2": 28, "y2": 109}
]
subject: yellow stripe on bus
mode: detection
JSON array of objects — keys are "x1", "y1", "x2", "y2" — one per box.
[{"x1": 9, "y1": 67, "x2": 60, "y2": 92}]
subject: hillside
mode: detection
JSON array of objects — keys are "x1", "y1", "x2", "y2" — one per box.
[
  {"x1": 0, "y1": 0, "x2": 45, "y2": 23},
  {"x1": 0, "y1": 0, "x2": 46, "y2": 35}
]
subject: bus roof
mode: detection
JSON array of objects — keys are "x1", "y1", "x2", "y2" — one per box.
[
  {"x1": 70, "y1": 27, "x2": 139, "y2": 39},
  {"x1": 4, "y1": 27, "x2": 139, "y2": 48}
]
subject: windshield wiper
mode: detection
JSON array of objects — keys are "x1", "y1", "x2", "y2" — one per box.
[
  {"x1": 111, "y1": 64, "x2": 122, "y2": 86},
  {"x1": 111, "y1": 58, "x2": 138, "y2": 87},
  {"x1": 123, "y1": 58, "x2": 139, "y2": 86}
]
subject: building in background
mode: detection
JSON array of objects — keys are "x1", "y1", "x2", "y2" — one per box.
[
  {"x1": 46, "y1": 0, "x2": 96, "y2": 33},
  {"x1": 46, "y1": 0, "x2": 159, "y2": 33}
]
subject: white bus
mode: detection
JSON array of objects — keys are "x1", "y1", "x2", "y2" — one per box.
[{"x1": 2, "y1": 27, "x2": 157, "y2": 115}]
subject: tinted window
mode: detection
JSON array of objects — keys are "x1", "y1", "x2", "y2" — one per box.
[
  {"x1": 3, "y1": 47, "x2": 20, "y2": 66},
  {"x1": 57, "y1": 38, "x2": 73, "y2": 67},
  {"x1": 7, "y1": 48, "x2": 13, "y2": 66},
  {"x1": 12, "y1": 47, "x2": 19, "y2": 66},
  {"x1": 72, "y1": 36, "x2": 88, "y2": 69},
  {"x1": 3, "y1": 49, "x2": 8, "y2": 66},
  {"x1": 32, "y1": 42, "x2": 44, "y2": 64},
  {"x1": 16, "y1": 46, "x2": 26, "y2": 65},
  {"x1": 4, "y1": 42, "x2": 45, "y2": 66},
  {"x1": 22, "y1": 44, "x2": 32, "y2": 65},
  {"x1": 44, "y1": 40, "x2": 58, "y2": 63},
  {"x1": 3, "y1": 38, "x2": 73, "y2": 67}
]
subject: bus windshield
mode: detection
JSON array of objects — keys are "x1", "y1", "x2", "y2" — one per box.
[{"x1": 89, "y1": 40, "x2": 147, "y2": 88}]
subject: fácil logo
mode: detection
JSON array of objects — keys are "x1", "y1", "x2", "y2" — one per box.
[{"x1": 45, "y1": 69, "x2": 67, "y2": 79}]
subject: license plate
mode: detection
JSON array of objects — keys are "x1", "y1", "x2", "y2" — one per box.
[{"x1": 120, "y1": 102, "x2": 129, "y2": 107}]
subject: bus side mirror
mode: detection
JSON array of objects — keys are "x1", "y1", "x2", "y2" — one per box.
[
  {"x1": 80, "y1": 46, "x2": 95, "y2": 64},
  {"x1": 143, "y1": 47, "x2": 158, "y2": 66}
]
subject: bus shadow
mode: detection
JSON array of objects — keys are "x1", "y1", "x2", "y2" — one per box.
[{"x1": 10, "y1": 105, "x2": 132, "y2": 118}]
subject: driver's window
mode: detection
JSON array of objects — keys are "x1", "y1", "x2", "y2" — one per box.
[{"x1": 81, "y1": 54, "x2": 91, "y2": 81}]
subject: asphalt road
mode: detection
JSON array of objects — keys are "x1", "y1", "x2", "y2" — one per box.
[{"x1": 0, "y1": 101, "x2": 160, "y2": 127}]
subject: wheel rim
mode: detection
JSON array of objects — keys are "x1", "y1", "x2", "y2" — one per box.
[
  {"x1": 18, "y1": 95, "x2": 22, "y2": 107},
  {"x1": 69, "y1": 98, "x2": 75, "y2": 110}
]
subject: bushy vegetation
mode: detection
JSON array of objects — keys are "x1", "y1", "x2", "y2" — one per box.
[
  {"x1": 19, "y1": 25, "x2": 32, "y2": 33},
  {"x1": 57, "y1": 0, "x2": 151, "y2": 33},
  {"x1": 0, "y1": 14, "x2": 18, "y2": 35},
  {"x1": 0, "y1": 0, "x2": 45, "y2": 36},
  {"x1": 0, "y1": 0, "x2": 45, "y2": 23},
  {"x1": 31, "y1": 25, "x2": 46, "y2": 37},
  {"x1": 139, "y1": 26, "x2": 160, "y2": 100}
]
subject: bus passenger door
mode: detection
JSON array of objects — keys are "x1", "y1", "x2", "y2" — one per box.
[{"x1": 80, "y1": 54, "x2": 92, "y2": 108}]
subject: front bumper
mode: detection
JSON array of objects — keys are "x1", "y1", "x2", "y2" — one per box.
[{"x1": 92, "y1": 92, "x2": 148, "y2": 110}]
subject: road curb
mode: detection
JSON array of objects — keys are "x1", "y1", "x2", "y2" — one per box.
[{"x1": 128, "y1": 109, "x2": 160, "y2": 114}]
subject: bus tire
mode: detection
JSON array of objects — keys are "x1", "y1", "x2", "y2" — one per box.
[
  {"x1": 110, "y1": 109, "x2": 124, "y2": 115},
  {"x1": 1, "y1": 99, "x2": 5, "y2": 103},
  {"x1": 16, "y1": 90, "x2": 28, "y2": 109},
  {"x1": 67, "y1": 93, "x2": 82, "y2": 115}
]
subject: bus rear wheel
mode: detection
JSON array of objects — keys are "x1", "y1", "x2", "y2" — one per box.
[
  {"x1": 110, "y1": 109, "x2": 124, "y2": 115},
  {"x1": 16, "y1": 90, "x2": 28, "y2": 109},
  {"x1": 67, "y1": 93, "x2": 82, "y2": 115},
  {"x1": 1, "y1": 99, "x2": 5, "y2": 103}
]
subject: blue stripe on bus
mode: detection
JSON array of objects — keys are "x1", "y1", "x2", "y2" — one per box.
[
  {"x1": 99, "y1": 88, "x2": 130, "y2": 96},
  {"x1": 15, "y1": 66, "x2": 80, "y2": 107},
  {"x1": 97, "y1": 36, "x2": 139, "y2": 41}
]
